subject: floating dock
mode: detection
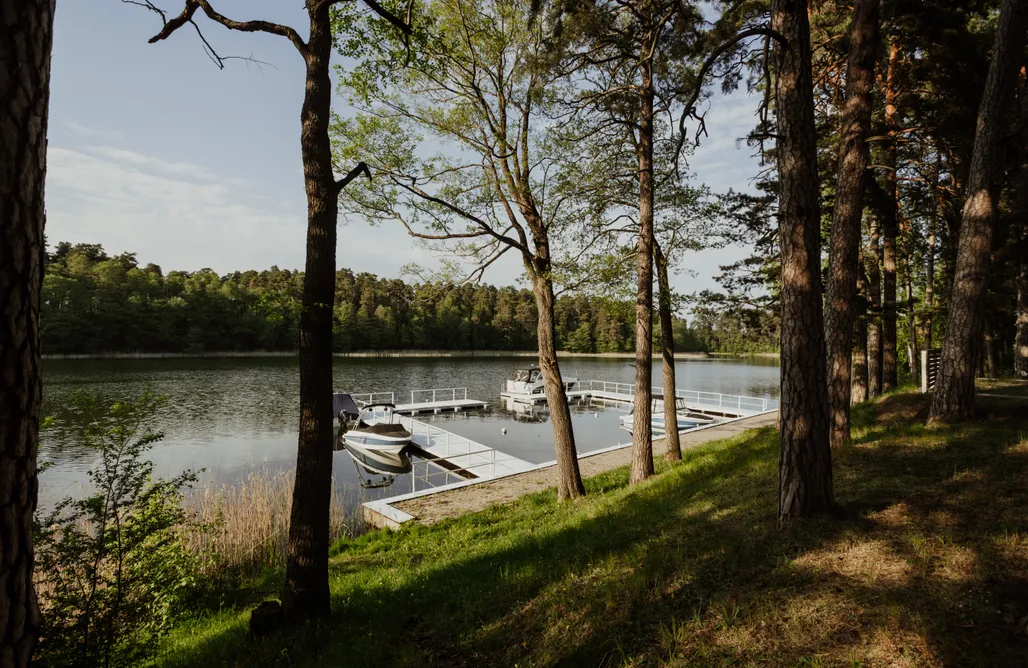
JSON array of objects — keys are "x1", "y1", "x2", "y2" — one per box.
[
  {"x1": 351, "y1": 387, "x2": 488, "y2": 414},
  {"x1": 357, "y1": 382, "x2": 778, "y2": 530}
]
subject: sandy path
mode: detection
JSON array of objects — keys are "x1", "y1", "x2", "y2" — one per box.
[{"x1": 393, "y1": 411, "x2": 779, "y2": 525}]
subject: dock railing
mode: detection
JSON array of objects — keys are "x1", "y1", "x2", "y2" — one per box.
[
  {"x1": 587, "y1": 380, "x2": 636, "y2": 396},
  {"x1": 351, "y1": 391, "x2": 395, "y2": 406},
  {"x1": 409, "y1": 387, "x2": 469, "y2": 405},
  {"x1": 667, "y1": 389, "x2": 771, "y2": 414}
]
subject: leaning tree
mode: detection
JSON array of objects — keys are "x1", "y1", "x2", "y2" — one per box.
[
  {"x1": 130, "y1": 0, "x2": 411, "y2": 619},
  {"x1": 333, "y1": 0, "x2": 589, "y2": 499}
]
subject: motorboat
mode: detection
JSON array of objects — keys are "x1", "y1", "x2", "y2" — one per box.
[
  {"x1": 501, "y1": 395, "x2": 551, "y2": 422},
  {"x1": 619, "y1": 396, "x2": 718, "y2": 435},
  {"x1": 340, "y1": 402, "x2": 412, "y2": 455},
  {"x1": 333, "y1": 394, "x2": 414, "y2": 488},
  {"x1": 501, "y1": 366, "x2": 579, "y2": 399}
]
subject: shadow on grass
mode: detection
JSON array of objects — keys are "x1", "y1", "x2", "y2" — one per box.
[{"x1": 159, "y1": 394, "x2": 1028, "y2": 667}]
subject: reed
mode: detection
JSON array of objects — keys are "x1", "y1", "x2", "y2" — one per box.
[{"x1": 184, "y1": 467, "x2": 365, "y2": 577}]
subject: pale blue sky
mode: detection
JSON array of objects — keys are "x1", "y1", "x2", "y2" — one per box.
[{"x1": 47, "y1": 0, "x2": 765, "y2": 296}]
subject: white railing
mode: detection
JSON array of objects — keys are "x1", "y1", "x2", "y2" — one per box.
[
  {"x1": 587, "y1": 380, "x2": 636, "y2": 396},
  {"x1": 351, "y1": 391, "x2": 395, "y2": 406},
  {"x1": 666, "y1": 388, "x2": 772, "y2": 414},
  {"x1": 395, "y1": 413, "x2": 500, "y2": 492},
  {"x1": 583, "y1": 380, "x2": 773, "y2": 414},
  {"x1": 409, "y1": 387, "x2": 468, "y2": 405}
]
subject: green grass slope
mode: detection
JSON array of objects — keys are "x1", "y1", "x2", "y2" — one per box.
[{"x1": 162, "y1": 391, "x2": 1028, "y2": 667}]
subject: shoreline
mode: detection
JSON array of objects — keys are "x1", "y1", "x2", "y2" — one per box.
[{"x1": 40, "y1": 350, "x2": 780, "y2": 361}]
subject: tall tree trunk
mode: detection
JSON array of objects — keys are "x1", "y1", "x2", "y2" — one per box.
[
  {"x1": 867, "y1": 214, "x2": 883, "y2": 396},
  {"x1": 930, "y1": 0, "x2": 1028, "y2": 422},
  {"x1": 923, "y1": 191, "x2": 938, "y2": 350},
  {"x1": 0, "y1": 0, "x2": 53, "y2": 662},
  {"x1": 984, "y1": 318, "x2": 999, "y2": 378},
  {"x1": 772, "y1": 0, "x2": 834, "y2": 524},
  {"x1": 532, "y1": 270, "x2": 585, "y2": 499},
  {"x1": 881, "y1": 41, "x2": 900, "y2": 391},
  {"x1": 654, "y1": 241, "x2": 682, "y2": 461},
  {"x1": 903, "y1": 234, "x2": 919, "y2": 381},
  {"x1": 1017, "y1": 258, "x2": 1028, "y2": 378},
  {"x1": 283, "y1": 6, "x2": 337, "y2": 618},
  {"x1": 824, "y1": 0, "x2": 879, "y2": 448},
  {"x1": 852, "y1": 250, "x2": 869, "y2": 403},
  {"x1": 631, "y1": 53, "x2": 655, "y2": 484}
]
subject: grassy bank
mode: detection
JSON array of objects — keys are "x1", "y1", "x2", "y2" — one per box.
[{"x1": 158, "y1": 390, "x2": 1028, "y2": 666}]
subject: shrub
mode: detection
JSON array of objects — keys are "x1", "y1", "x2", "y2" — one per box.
[{"x1": 35, "y1": 392, "x2": 202, "y2": 668}]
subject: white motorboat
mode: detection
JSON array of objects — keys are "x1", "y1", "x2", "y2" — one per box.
[
  {"x1": 619, "y1": 396, "x2": 718, "y2": 435},
  {"x1": 500, "y1": 366, "x2": 578, "y2": 399},
  {"x1": 340, "y1": 403, "x2": 412, "y2": 455}
]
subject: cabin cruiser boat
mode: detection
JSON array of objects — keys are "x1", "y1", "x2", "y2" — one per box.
[
  {"x1": 619, "y1": 396, "x2": 718, "y2": 435},
  {"x1": 501, "y1": 366, "x2": 579, "y2": 399}
]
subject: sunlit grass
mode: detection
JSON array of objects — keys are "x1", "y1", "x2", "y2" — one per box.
[{"x1": 158, "y1": 390, "x2": 1028, "y2": 667}]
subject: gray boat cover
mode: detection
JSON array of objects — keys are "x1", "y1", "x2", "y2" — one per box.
[{"x1": 332, "y1": 393, "x2": 361, "y2": 420}]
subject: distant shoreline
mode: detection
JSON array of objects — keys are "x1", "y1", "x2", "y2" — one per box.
[{"x1": 39, "y1": 350, "x2": 778, "y2": 361}]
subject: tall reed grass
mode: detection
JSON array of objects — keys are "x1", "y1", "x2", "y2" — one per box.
[{"x1": 184, "y1": 468, "x2": 365, "y2": 578}]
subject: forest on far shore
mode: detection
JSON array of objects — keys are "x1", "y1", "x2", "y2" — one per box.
[{"x1": 41, "y1": 242, "x2": 778, "y2": 356}]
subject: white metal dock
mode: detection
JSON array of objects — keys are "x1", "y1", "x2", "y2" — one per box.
[
  {"x1": 508, "y1": 380, "x2": 775, "y2": 418},
  {"x1": 351, "y1": 387, "x2": 488, "y2": 414}
]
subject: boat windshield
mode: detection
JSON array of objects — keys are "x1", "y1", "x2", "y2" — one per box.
[{"x1": 513, "y1": 369, "x2": 533, "y2": 382}]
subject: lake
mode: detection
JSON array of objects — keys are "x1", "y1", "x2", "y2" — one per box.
[{"x1": 39, "y1": 355, "x2": 780, "y2": 507}]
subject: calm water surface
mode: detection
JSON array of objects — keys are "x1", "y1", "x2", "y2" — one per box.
[{"x1": 40, "y1": 356, "x2": 779, "y2": 506}]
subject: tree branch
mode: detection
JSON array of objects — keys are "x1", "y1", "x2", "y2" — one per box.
[
  {"x1": 144, "y1": 0, "x2": 307, "y2": 55},
  {"x1": 673, "y1": 27, "x2": 787, "y2": 171},
  {"x1": 335, "y1": 162, "x2": 372, "y2": 194}
]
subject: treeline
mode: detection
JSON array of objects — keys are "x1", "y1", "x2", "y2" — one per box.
[{"x1": 41, "y1": 242, "x2": 713, "y2": 355}]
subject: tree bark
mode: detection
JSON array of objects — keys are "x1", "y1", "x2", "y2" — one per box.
[
  {"x1": 881, "y1": 41, "x2": 900, "y2": 391},
  {"x1": 283, "y1": 5, "x2": 337, "y2": 618},
  {"x1": 631, "y1": 51, "x2": 655, "y2": 484},
  {"x1": 654, "y1": 242, "x2": 681, "y2": 462},
  {"x1": 0, "y1": 0, "x2": 53, "y2": 663},
  {"x1": 772, "y1": 0, "x2": 834, "y2": 525},
  {"x1": 923, "y1": 194, "x2": 937, "y2": 350},
  {"x1": 1017, "y1": 258, "x2": 1028, "y2": 378},
  {"x1": 852, "y1": 249, "x2": 869, "y2": 403},
  {"x1": 904, "y1": 248, "x2": 918, "y2": 381},
  {"x1": 867, "y1": 213, "x2": 883, "y2": 397},
  {"x1": 824, "y1": 0, "x2": 878, "y2": 448},
  {"x1": 532, "y1": 271, "x2": 585, "y2": 499},
  {"x1": 930, "y1": 0, "x2": 1028, "y2": 422},
  {"x1": 984, "y1": 318, "x2": 999, "y2": 379}
]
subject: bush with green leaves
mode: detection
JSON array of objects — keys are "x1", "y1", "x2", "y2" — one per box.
[{"x1": 35, "y1": 392, "x2": 203, "y2": 668}]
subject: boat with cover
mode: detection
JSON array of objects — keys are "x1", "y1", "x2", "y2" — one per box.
[{"x1": 619, "y1": 396, "x2": 718, "y2": 435}]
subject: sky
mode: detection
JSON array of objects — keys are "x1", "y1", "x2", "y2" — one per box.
[{"x1": 47, "y1": 0, "x2": 766, "y2": 297}]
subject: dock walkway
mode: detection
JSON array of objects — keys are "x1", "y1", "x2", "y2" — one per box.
[
  {"x1": 351, "y1": 387, "x2": 488, "y2": 415},
  {"x1": 363, "y1": 409, "x2": 779, "y2": 529}
]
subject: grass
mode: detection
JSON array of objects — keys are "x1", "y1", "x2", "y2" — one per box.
[{"x1": 157, "y1": 389, "x2": 1028, "y2": 667}]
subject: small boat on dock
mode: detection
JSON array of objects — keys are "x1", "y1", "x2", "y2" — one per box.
[{"x1": 619, "y1": 396, "x2": 718, "y2": 435}]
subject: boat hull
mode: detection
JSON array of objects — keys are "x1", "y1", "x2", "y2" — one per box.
[
  {"x1": 341, "y1": 441, "x2": 412, "y2": 475},
  {"x1": 342, "y1": 432, "x2": 410, "y2": 454}
]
